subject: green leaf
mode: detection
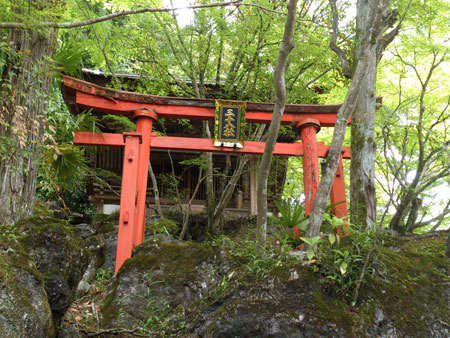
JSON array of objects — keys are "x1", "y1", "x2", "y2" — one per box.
[
  {"x1": 328, "y1": 233, "x2": 336, "y2": 245},
  {"x1": 307, "y1": 249, "x2": 315, "y2": 260},
  {"x1": 340, "y1": 261, "x2": 348, "y2": 275},
  {"x1": 300, "y1": 237, "x2": 313, "y2": 245}
]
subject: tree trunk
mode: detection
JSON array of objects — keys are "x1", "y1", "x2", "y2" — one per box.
[
  {"x1": 405, "y1": 197, "x2": 421, "y2": 233},
  {"x1": 0, "y1": 6, "x2": 57, "y2": 225},
  {"x1": 446, "y1": 230, "x2": 450, "y2": 259},
  {"x1": 307, "y1": 0, "x2": 399, "y2": 237},
  {"x1": 306, "y1": 48, "x2": 373, "y2": 238},
  {"x1": 148, "y1": 162, "x2": 163, "y2": 218},
  {"x1": 350, "y1": 49, "x2": 377, "y2": 227},
  {"x1": 256, "y1": 0, "x2": 298, "y2": 242},
  {"x1": 203, "y1": 121, "x2": 215, "y2": 232},
  {"x1": 349, "y1": 0, "x2": 379, "y2": 227},
  {"x1": 212, "y1": 155, "x2": 249, "y2": 229}
]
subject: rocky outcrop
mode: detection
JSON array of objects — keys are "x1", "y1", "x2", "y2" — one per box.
[
  {"x1": 99, "y1": 231, "x2": 450, "y2": 337},
  {"x1": 101, "y1": 235, "x2": 235, "y2": 330},
  {"x1": 2, "y1": 207, "x2": 448, "y2": 338},
  {"x1": 14, "y1": 216, "x2": 90, "y2": 325},
  {"x1": 0, "y1": 236, "x2": 54, "y2": 338}
]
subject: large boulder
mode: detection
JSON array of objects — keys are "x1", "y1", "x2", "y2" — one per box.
[
  {"x1": 0, "y1": 234, "x2": 54, "y2": 337},
  {"x1": 101, "y1": 235, "x2": 234, "y2": 330},
  {"x1": 181, "y1": 231, "x2": 450, "y2": 337},
  {"x1": 14, "y1": 216, "x2": 90, "y2": 325},
  {"x1": 97, "y1": 230, "x2": 450, "y2": 337}
]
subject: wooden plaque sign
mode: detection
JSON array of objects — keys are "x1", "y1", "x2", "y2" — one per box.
[{"x1": 214, "y1": 100, "x2": 246, "y2": 148}]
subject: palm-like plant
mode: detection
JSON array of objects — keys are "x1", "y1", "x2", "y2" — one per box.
[{"x1": 274, "y1": 199, "x2": 308, "y2": 243}]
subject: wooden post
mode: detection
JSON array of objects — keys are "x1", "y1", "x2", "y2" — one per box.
[
  {"x1": 236, "y1": 190, "x2": 243, "y2": 209},
  {"x1": 96, "y1": 198, "x2": 104, "y2": 214},
  {"x1": 115, "y1": 132, "x2": 141, "y2": 273},
  {"x1": 297, "y1": 118, "x2": 321, "y2": 215},
  {"x1": 249, "y1": 155, "x2": 258, "y2": 216},
  {"x1": 330, "y1": 154, "x2": 349, "y2": 236},
  {"x1": 132, "y1": 109, "x2": 157, "y2": 248}
]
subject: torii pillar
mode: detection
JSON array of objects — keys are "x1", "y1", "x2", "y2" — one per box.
[
  {"x1": 297, "y1": 118, "x2": 349, "y2": 235},
  {"x1": 115, "y1": 109, "x2": 157, "y2": 273},
  {"x1": 133, "y1": 109, "x2": 157, "y2": 247},
  {"x1": 297, "y1": 118, "x2": 321, "y2": 215}
]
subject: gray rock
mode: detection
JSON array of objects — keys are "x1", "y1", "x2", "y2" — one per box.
[
  {"x1": 72, "y1": 222, "x2": 96, "y2": 239},
  {"x1": 0, "y1": 238, "x2": 54, "y2": 338},
  {"x1": 101, "y1": 237, "x2": 228, "y2": 329},
  {"x1": 14, "y1": 216, "x2": 90, "y2": 326},
  {"x1": 103, "y1": 230, "x2": 118, "y2": 272}
]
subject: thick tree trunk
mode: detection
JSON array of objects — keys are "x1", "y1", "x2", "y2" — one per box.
[
  {"x1": 349, "y1": 0, "x2": 380, "y2": 228},
  {"x1": 307, "y1": 0, "x2": 398, "y2": 237},
  {"x1": 350, "y1": 49, "x2": 377, "y2": 227},
  {"x1": 405, "y1": 197, "x2": 421, "y2": 233},
  {"x1": 446, "y1": 231, "x2": 450, "y2": 259},
  {"x1": 389, "y1": 183, "x2": 419, "y2": 232},
  {"x1": 0, "y1": 15, "x2": 57, "y2": 224}
]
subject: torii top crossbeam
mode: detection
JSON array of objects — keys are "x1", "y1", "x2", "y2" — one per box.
[{"x1": 62, "y1": 75, "x2": 355, "y2": 273}]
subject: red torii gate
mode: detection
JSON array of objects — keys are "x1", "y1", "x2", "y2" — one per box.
[{"x1": 62, "y1": 76, "x2": 350, "y2": 273}]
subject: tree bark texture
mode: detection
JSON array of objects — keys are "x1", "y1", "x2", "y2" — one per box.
[
  {"x1": 350, "y1": 49, "x2": 377, "y2": 227},
  {"x1": 349, "y1": 0, "x2": 380, "y2": 227},
  {"x1": 446, "y1": 231, "x2": 450, "y2": 259},
  {"x1": 0, "y1": 5, "x2": 57, "y2": 225},
  {"x1": 148, "y1": 162, "x2": 163, "y2": 218},
  {"x1": 256, "y1": 0, "x2": 298, "y2": 242},
  {"x1": 307, "y1": 0, "x2": 392, "y2": 237}
]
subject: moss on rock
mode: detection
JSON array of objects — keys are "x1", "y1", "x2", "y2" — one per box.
[
  {"x1": 0, "y1": 237, "x2": 55, "y2": 338},
  {"x1": 94, "y1": 229, "x2": 450, "y2": 337},
  {"x1": 14, "y1": 216, "x2": 90, "y2": 325}
]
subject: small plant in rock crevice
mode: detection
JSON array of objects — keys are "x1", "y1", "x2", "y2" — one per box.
[
  {"x1": 213, "y1": 231, "x2": 302, "y2": 276},
  {"x1": 300, "y1": 215, "x2": 381, "y2": 305},
  {"x1": 273, "y1": 198, "x2": 309, "y2": 247}
]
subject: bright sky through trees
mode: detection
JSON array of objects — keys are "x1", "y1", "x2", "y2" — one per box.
[{"x1": 163, "y1": 0, "x2": 195, "y2": 26}]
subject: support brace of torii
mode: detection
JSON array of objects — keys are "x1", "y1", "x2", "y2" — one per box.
[{"x1": 62, "y1": 76, "x2": 351, "y2": 273}]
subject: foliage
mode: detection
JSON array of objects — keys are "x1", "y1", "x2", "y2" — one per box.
[
  {"x1": 55, "y1": 40, "x2": 86, "y2": 78},
  {"x1": 274, "y1": 198, "x2": 308, "y2": 232},
  {"x1": 301, "y1": 217, "x2": 380, "y2": 304},
  {"x1": 135, "y1": 272, "x2": 172, "y2": 335},
  {"x1": 149, "y1": 218, "x2": 178, "y2": 235},
  {"x1": 37, "y1": 101, "x2": 100, "y2": 211},
  {"x1": 375, "y1": 0, "x2": 450, "y2": 232},
  {"x1": 214, "y1": 230, "x2": 301, "y2": 275},
  {"x1": 101, "y1": 114, "x2": 136, "y2": 132}
]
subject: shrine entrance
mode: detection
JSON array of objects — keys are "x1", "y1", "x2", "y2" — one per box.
[{"x1": 62, "y1": 76, "x2": 350, "y2": 273}]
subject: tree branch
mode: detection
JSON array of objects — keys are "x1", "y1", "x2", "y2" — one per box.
[
  {"x1": 328, "y1": 0, "x2": 352, "y2": 78},
  {"x1": 0, "y1": 2, "x2": 292, "y2": 29},
  {"x1": 378, "y1": 0, "x2": 412, "y2": 54},
  {"x1": 75, "y1": 0, "x2": 122, "y2": 89}
]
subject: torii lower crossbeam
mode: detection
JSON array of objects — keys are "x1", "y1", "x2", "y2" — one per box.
[{"x1": 74, "y1": 130, "x2": 349, "y2": 272}]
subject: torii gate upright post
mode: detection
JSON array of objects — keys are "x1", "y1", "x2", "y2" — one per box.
[
  {"x1": 132, "y1": 109, "x2": 157, "y2": 248},
  {"x1": 330, "y1": 153, "x2": 349, "y2": 235},
  {"x1": 297, "y1": 118, "x2": 321, "y2": 215},
  {"x1": 115, "y1": 132, "x2": 141, "y2": 273},
  {"x1": 297, "y1": 118, "x2": 349, "y2": 236}
]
